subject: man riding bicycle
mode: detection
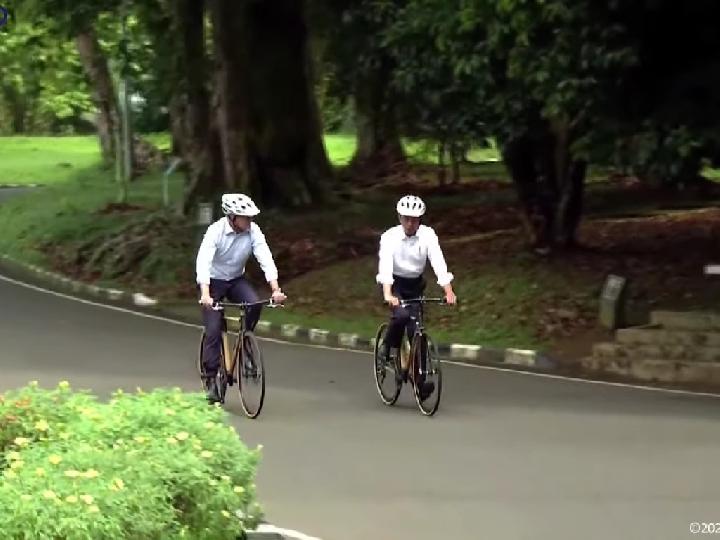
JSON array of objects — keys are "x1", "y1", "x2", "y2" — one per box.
[
  {"x1": 376, "y1": 195, "x2": 457, "y2": 400},
  {"x1": 196, "y1": 193, "x2": 286, "y2": 403}
]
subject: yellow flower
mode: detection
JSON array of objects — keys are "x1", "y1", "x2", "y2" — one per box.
[
  {"x1": 7, "y1": 451, "x2": 22, "y2": 461},
  {"x1": 221, "y1": 510, "x2": 231, "y2": 518},
  {"x1": 29, "y1": 380, "x2": 38, "y2": 388},
  {"x1": 221, "y1": 475, "x2": 231, "y2": 482},
  {"x1": 65, "y1": 495, "x2": 78, "y2": 504},
  {"x1": 9, "y1": 460, "x2": 24, "y2": 469},
  {"x1": 35, "y1": 419, "x2": 50, "y2": 432},
  {"x1": 3, "y1": 470, "x2": 17, "y2": 479},
  {"x1": 58, "y1": 380, "x2": 70, "y2": 389},
  {"x1": 166, "y1": 437, "x2": 178, "y2": 445},
  {"x1": 64, "y1": 470, "x2": 81, "y2": 478},
  {"x1": 209, "y1": 479, "x2": 218, "y2": 486},
  {"x1": 88, "y1": 505, "x2": 100, "y2": 513},
  {"x1": 13, "y1": 437, "x2": 30, "y2": 447},
  {"x1": 110, "y1": 478, "x2": 125, "y2": 491},
  {"x1": 176, "y1": 432, "x2": 189, "y2": 441},
  {"x1": 20, "y1": 494, "x2": 31, "y2": 502},
  {"x1": 133, "y1": 436, "x2": 147, "y2": 444},
  {"x1": 35, "y1": 467, "x2": 46, "y2": 477},
  {"x1": 233, "y1": 486, "x2": 245, "y2": 494},
  {"x1": 42, "y1": 490, "x2": 57, "y2": 500},
  {"x1": 204, "y1": 422, "x2": 215, "y2": 429},
  {"x1": 136, "y1": 387, "x2": 145, "y2": 395},
  {"x1": 48, "y1": 455, "x2": 62, "y2": 465},
  {"x1": 59, "y1": 432, "x2": 70, "y2": 440},
  {"x1": 83, "y1": 469, "x2": 100, "y2": 479},
  {"x1": 200, "y1": 450, "x2": 213, "y2": 459},
  {"x1": 193, "y1": 443, "x2": 202, "y2": 450},
  {"x1": 256, "y1": 444, "x2": 264, "y2": 451},
  {"x1": 163, "y1": 408, "x2": 176, "y2": 416},
  {"x1": 80, "y1": 494, "x2": 94, "y2": 505}
]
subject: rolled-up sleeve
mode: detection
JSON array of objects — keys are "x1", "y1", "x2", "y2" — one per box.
[
  {"x1": 196, "y1": 225, "x2": 218, "y2": 285},
  {"x1": 376, "y1": 232, "x2": 395, "y2": 285},
  {"x1": 251, "y1": 224, "x2": 279, "y2": 282},
  {"x1": 426, "y1": 229, "x2": 454, "y2": 286}
]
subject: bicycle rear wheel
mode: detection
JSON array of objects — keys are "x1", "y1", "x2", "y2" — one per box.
[
  {"x1": 373, "y1": 323, "x2": 401, "y2": 406},
  {"x1": 411, "y1": 333, "x2": 442, "y2": 416},
  {"x1": 236, "y1": 332, "x2": 265, "y2": 418}
]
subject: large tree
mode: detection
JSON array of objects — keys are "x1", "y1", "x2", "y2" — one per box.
[
  {"x1": 315, "y1": 0, "x2": 406, "y2": 175},
  {"x1": 383, "y1": 0, "x2": 637, "y2": 250}
]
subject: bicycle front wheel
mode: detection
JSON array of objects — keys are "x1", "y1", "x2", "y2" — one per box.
[
  {"x1": 236, "y1": 332, "x2": 265, "y2": 418},
  {"x1": 411, "y1": 333, "x2": 442, "y2": 416}
]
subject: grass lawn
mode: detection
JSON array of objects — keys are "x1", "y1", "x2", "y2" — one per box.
[
  {"x1": 3, "y1": 134, "x2": 720, "y2": 354},
  {"x1": 0, "y1": 136, "x2": 102, "y2": 186}
]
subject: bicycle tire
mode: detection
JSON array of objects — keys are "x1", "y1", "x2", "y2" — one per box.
[
  {"x1": 197, "y1": 331, "x2": 210, "y2": 392},
  {"x1": 373, "y1": 323, "x2": 401, "y2": 406},
  {"x1": 236, "y1": 331, "x2": 265, "y2": 418},
  {"x1": 411, "y1": 333, "x2": 442, "y2": 416}
]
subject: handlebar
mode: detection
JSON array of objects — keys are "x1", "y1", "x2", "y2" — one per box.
[
  {"x1": 383, "y1": 296, "x2": 459, "y2": 307},
  {"x1": 206, "y1": 298, "x2": 285, "y2": 310}
]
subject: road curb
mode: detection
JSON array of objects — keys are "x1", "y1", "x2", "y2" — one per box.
[{"x1": 0, "y1": 254, "x2": 556, "y2": 371}]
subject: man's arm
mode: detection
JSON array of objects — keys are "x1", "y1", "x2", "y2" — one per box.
[
  {"x1": 196, "y1": 225, "x2": 218, "y2": 306},
  {"x1": 426, "y1": 229, "x2": 456, "y2": 304}
]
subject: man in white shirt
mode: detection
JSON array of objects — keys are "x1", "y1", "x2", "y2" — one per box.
[
  {"x1": 196, "y1": 193, "x2": 286, "y2": 402},
  {"x1": 376, "y1": 195, "x2": 457, "y2": 399}
]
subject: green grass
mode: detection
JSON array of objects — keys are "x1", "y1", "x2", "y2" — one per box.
[
  {"x1": 0, "y1": 136, "x2": 102, "y2": 186},
  {"x1": 252, "y1": 251, "x2": 596, "y2": 349},
  {"x1": 0, "y1": 165, "x2": 185, "y2": 265}
]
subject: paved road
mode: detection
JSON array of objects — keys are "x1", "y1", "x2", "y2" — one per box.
[
  {"x1": 1, "y1": 274, "x2": 719, "y2": 540},
  {"x1": 0, "y1": 187, "x2": 32, "y2": 203}
]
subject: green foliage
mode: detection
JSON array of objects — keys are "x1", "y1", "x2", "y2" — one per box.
[
  {"x1": 0, "y1": 17, "x2": 94, "y2": 133},
  {"x1": 0, "y1": 382, "x2": 262, "y2": 539}
]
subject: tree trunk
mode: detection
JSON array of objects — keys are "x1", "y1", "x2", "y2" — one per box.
[
  {"x1": 2, "y1": 86, "x2": 27, "y2": 133},
  {"x1": 171, "y1": 0, "x2": 225, "y2": 215},
  {"x1": 209, "y1": 0, "x2": 252, "y2": 193},
  {"x1": 350, "y1": 57, "x2": 405, "y2": 175},
  {"x1": 437, "y1": 141, "x2": 447, "y2": 185},
  {"x1": 240, "y1": 0, "x2": 334, "y2": 207},
  {"x1": 75, "y1": 27, "x2": 119, "y2": 166},
  {"x1": 450, "y1": 141, "x2": 462, "y2": 184},
  {"x1": 169, "y1": 93, "x2": 187, "y2": 158},
  {"x1": 502, "y1": 123, "x2": 586, "y2": 252}
]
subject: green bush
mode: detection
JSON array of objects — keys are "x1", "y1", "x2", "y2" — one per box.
[{"x1": 0, "y1": 382, "x2": 263, "y2": 539}]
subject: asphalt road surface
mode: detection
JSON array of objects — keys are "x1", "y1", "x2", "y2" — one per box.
[{"x1": 1, "y1": 272, "x2": 719, "y2": 540}]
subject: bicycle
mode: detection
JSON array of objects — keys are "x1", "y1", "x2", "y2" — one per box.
[
  {"x1": 373, "y1": 297, "x2": 448, "y2": 416},
  {"x1": 197, "y1": 299, "x2": 282, "y2": 418}
]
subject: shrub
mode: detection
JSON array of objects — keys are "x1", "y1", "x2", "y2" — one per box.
[{"x1": 0, "y1": 381, "x2": 262, "y2": 539}]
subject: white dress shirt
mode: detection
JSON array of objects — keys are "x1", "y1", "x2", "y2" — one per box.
[
  {"x1": 196, "y1": 218, "x2": 279, "y2": 285},
  {"x1": 376, "y1": 224, "x2": 454, "y2": 286}
]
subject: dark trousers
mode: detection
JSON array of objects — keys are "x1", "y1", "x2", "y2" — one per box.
[
  {"x1": 383, "y1": 275, "x2": 426, "y2": 349},
  {"x1": 201, "y1": 276, "x2": 261, "y2": 377}
]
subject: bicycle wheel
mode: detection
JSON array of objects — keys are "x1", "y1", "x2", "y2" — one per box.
[
  {"x1": 236, "y1": 331, "x2": 265, "y2": 418},
  {"x1": 411, "y1": 333, "x2": 442, "y2": 416},
  {"x1": 373, "y1": 323, "x2": 401, "y2": 406},
  {"x1": 197, "y1": 332, "x2": 210, "y2": 391}
]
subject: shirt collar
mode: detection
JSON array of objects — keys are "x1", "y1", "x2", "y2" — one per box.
[{"x1": 223, "y1": 218, "x2": 249, "y2": 236}]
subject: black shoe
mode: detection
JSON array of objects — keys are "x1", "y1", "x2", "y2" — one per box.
[
  {"x1": 418, "y1": 381, "x2": 435, "y2": 402},
  {"x1": 205, "y1": 378, "x2": 221, "y2": 403}
]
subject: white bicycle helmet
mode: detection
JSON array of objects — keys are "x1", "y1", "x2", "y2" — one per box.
[
  {"x1": 396, "y1": 195, "x2": 426, "y2": 217},
  {"x1": 221, "y1": 193, "x2": 260, "y2": 217}
]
